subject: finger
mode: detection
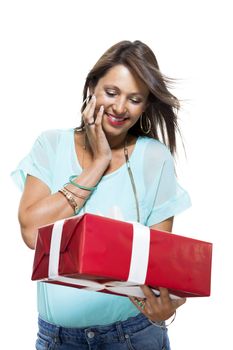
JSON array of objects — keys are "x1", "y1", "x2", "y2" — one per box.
[
  {"x1": 82, "y1": 94, "x2": 92, "y2": 110},
  {"x1": 140, "y1": 285, "x2": 158, "y2": 301},
  {"x1": 172, "y1": 297, "x2": 186, "y2": 309},
  {"x1": 129, "y1": 295, "x2": 156, "y2": 318},
  {"x1": 159, "y1": 287, "x2": 171, "y2": 302},
  {"x1": 83, "y1": 95, "x2": 96, "y2": 124},
  {"x1": 83, "y1": 95, "x2": 95, "y2": 116},
  {"x1": 129, "y1": 296, "x2": 146, "y2": 312},
  {"x1": 95, "y1": 105, "x2": 104, "y2": 126},
  {"x1": 86, "y1": 96, "x2": 96, "y2": 123},
  {"x1": 129, "y1": 296, "x2": 154, "y2": 317}
]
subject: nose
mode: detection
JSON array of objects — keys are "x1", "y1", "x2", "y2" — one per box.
[{"x1": 112, "y1": 97, "x2": 127, "y2": 116}]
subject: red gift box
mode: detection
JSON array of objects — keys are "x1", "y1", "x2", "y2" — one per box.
[{"x1": 32, "y1": 213, "x2": 212, "y2": 298}]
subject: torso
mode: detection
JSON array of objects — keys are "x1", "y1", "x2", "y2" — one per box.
[{"x1": 74, "y1": 130, "x2": 138, "y2": 176}]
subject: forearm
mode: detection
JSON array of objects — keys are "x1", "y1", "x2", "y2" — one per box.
[{"x1": 19, "y1": 160, "x2": 108, "y2": 248}]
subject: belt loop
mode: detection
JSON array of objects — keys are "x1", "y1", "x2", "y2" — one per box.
[
  {"x1": 115, "y1": 322, "x2": 125, "y2": 343},
  {"x1": 53, "y1": 325, "x2": 62, "y2": 345}
]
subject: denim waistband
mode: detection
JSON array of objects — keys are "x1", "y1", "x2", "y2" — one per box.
[{"x1": 38, "y1": 312, "x2": 154, "y2": 341}]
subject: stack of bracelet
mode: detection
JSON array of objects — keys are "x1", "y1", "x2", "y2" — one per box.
[{"x1": 58, "y1": 175, "x2": 97, "y2": 215}]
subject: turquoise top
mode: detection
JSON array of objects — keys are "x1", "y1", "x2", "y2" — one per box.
[{"x1": 11, "y1": 128, "x2": 191, "y2": 327}]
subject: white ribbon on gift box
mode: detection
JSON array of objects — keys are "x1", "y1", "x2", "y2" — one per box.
[{"x1": 47, "y1": 218, "x2": 179, "y2": 299}]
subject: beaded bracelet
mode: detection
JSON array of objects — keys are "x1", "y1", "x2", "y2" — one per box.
[
  {"x1": 148, "y1": 311, "x2": 176, "y2": 328},
  {"x1": 69, "y1": 175, "x2": 97, "y2": 192}
]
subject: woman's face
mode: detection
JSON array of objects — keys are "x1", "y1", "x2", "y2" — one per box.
[{"x1": 92, "y1": 64, "x2": 149, "y2": 138}]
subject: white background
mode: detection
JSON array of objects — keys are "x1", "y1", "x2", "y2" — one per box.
[{"x1": 0, "y1": 1, "x2": 232, "y2": 349}]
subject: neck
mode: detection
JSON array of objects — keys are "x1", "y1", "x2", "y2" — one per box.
[
  {"x1": 106, "y1": 132, "x2": 128, "y2": 149},
  {"x1": 83, "y1": 131, "x2": 129, "y2": 150}
]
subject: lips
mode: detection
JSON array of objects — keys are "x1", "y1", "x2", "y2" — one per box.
[{"x1": 105, "y1": 113, "x2": 128, "y2": 126}]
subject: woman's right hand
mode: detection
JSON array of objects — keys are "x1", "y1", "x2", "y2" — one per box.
[
  {"x1": 19, "y1": 97, "x2": 113, "y2": 249},
  {"x1": 82, "y1": 95, "x2": 112, "y2": 166}
]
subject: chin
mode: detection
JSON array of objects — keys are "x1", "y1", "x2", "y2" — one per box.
[{"x1": 102, "y1": 123, "x2": 128, "y2": 137}]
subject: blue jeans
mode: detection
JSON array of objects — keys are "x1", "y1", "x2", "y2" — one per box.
[{"x1": 36, "y1": 313, "x2": 171, "y2": 350}]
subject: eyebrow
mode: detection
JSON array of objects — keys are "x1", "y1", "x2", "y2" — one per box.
[{"x1": 104, "y1": 85, "x2": 146, "y2": 97}]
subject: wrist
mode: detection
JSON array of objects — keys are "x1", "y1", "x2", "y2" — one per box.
[
  {"x1": 149, "y1": 311, "x2": 176, "y2": 328},
  {"x1": 91, "y1": 158, "x2": 111, "y2": 171}
]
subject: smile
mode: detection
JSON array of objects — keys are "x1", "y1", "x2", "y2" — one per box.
[{"x1": 105, "y1": 113, "x2": 128, "y2": 126}]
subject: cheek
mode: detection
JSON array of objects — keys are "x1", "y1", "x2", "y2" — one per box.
[
  {"x1": 94, "y1": 91, "x2": 107, "y2": 102},
  {"x1": 94, "y1": 93, "x2": 112, "y2": 113},
  {"x1": 131, "y1": 105, "x2": 145, "y2": 117}
]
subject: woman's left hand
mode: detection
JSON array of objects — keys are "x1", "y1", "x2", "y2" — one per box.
[{"x1": 129, "y1": 286, "x2": 186, "y2": 322}]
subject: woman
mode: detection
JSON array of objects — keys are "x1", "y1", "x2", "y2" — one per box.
[{"x1": 12, "y1": 40, "x2": 191, "y2": 349}]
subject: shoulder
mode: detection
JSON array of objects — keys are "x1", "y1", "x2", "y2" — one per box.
[
  {"x1": 138, "y1": 136, "x2": 172, "y2": 163},
  {"x1": 36, "y1": 128, "x2": 73, "y2": 150},
  {"x1": 39, "y1": 128, "x2": 73, "y2": 140}
]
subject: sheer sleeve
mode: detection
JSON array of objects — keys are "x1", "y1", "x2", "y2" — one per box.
[
  {"x1": 145, "y1": 142, "x2": 191, "y2": 226},
  {"x1": 11, "y1": 130, "x2": 59, "y2": 191}
]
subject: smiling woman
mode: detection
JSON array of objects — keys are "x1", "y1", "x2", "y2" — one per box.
[{"x1": 11, "y1": 40, "x2": 191, "y2": 350}]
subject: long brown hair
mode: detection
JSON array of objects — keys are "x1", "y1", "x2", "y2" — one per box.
[{"x1": 78, "y1": 40, "x2": 181, "y2": 155}]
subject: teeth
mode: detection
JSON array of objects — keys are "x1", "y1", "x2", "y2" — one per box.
[
  {"x1": 108, "y1": 114, "x2": 125, "y2": 122},
  {"x1": 112, "y1": 117, "x2": 124, "y2": 122}
]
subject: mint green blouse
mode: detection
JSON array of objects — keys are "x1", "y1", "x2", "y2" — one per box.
[{"x1": 11, "y1": 128, "x2": 191, "y2": 327}]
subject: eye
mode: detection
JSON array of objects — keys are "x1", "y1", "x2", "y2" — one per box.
[
  {"x1": 105, "y1": 90, "x2": 117, "y2": 97},
  {"x1": 130, "y1": 98, "x2": 141, "y2": 104}
]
